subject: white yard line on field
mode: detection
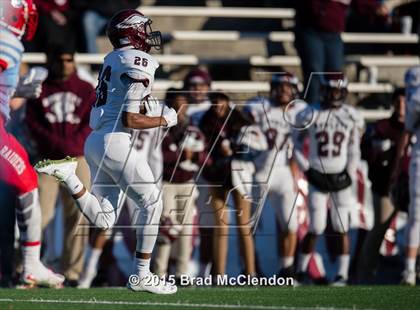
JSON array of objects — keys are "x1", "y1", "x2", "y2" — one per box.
[{"x1": 0, "y1": 298, "x2": 376, "y2": 310}]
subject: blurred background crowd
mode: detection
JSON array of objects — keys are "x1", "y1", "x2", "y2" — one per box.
[{"x1": 1, "y1": 0, "x2": 420, "y2": 288}]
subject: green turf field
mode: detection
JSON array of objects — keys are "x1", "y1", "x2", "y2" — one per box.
[{"x1": 0, "y1": 286, "x2": 418, "y2": 310}]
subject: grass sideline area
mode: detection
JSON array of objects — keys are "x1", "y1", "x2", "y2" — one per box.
[
  {"x1": 0, "y1": 286, "x2": 418, "y2": 310},
  {"x1": 0, "y1": 286, "x2": 420, "y2": 310}
]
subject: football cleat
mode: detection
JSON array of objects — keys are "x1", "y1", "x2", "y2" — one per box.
[
  {"x1": 34, "y1": 156, "x2": 77, "y2": 182},
  {"x1": 77, "y1": 269, "x2": 97, "y2": 289},
  {"x1": 21, "y1": 264, "x2": 65, "y2": 288},
  {"x1": 127, "y1": 272, "x2": 177, "y2": 294},
  {"x1": 277, "y1": 266, "x2": 295, "y2": 279},
  {"x1": 295, "y1": 272, "x2": 309, "y2": 286},
  {"x1": 330, "y1": 275, "x2": 348, "y2": 287},
  {"x1": 401, "y1": 270, "x2": 416, "y2": 286}
]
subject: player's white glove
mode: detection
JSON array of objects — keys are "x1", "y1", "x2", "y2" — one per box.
[
  {"x1": 144, "y1": 96, "x2": 162, "y2": 117},
  {"x1": 163, "y1": 107, "x2": 178, "y2": 128},
  {"x1": 14, "y1": 67, "x2": 48, "y2": 99}
]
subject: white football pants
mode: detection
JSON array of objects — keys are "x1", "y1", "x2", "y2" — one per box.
[
  {"x1": 256, "y1": 165, "x2": 298, "y2": 233},
  {"x1": 308, "y1": 185, "x2": 353, "y2": 235},
  {"x1": 79, "y1": 131, "x2": 162, "y2": 253}
]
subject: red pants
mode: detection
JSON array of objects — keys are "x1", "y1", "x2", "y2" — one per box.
[{"x1": 0, "y1": 124, "x2": 38, "y2": 196}]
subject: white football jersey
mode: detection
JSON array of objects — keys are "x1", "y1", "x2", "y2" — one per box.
[
  {"x1": 295, "y1": 103, "x2": 360, "y2": 174},
  {"x1": 89, "y1": 48, "x2": 159, "y2": 133},
  {"x1": 0, "y1": 28, "x2": 24, "y2": 122},
  {"x1": 247, "y1": 97, "x2": 306, "y2": 171}
]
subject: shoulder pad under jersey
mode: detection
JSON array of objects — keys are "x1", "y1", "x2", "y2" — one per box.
[{"x1": 109, "y1": 49, "x2": 159, "y2": 81}]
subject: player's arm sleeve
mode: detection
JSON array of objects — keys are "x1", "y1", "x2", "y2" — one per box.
[
  {"x1": 347, "y1": 124, "x2": 361, "y2": 180},
  {"x1": 292, "y1": 111, "x2": 310, "y2": 172},
  {"x1": 121, "y1": 70, "x2": 151, "y2": 113}
]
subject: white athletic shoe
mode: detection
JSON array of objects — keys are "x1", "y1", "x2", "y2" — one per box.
[
  {"x1": 401, "y1": 270, "x2": 416, "y2": 286},
  {"x1": 77, "y1": 269, "x2": 97, "y2": 289},
  {"x1": 127, "y1": 272, "x2": 177, "y2": 294},
  {"x1": 21, "y1": 263, "x2": 65, "y2": 288},
  {"x1": 34, "y1": 156, "x2": 77, "y2": 182}
]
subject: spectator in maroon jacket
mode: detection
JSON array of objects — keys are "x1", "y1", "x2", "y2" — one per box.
[
  {"x1": 154, "y1": 89, "x2": 207, "y2": 279},
  {"x1": 25, "y1": 46, "x2": 95, "y2": 286},
  {"x1": 294, "y1": 0, "x2": 389, "y2": 104},
  {"x1": 32, "y1": 0, "x2": 77, "y2": 52},
  {"x1": 357, "y1": 87, "x2": 410, "y2": 283}
]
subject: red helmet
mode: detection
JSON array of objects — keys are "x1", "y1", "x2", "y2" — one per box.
[
  {"x1": 0, "y1": 0, "x2": 38, "y2": 41},
  {"x1": 106, "y1": 9, "x2": 161, "y2": 52}
]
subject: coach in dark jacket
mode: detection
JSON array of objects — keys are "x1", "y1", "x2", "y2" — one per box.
[{"x1": 25, "y1": 47, "x2": 95, "y2": 286}]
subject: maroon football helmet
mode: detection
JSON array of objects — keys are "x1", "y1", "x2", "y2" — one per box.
[
  {"x1": 106, "y1": 9, "x2": 161, "y2": 52},
  {"x1": 321, "y1": 72, "x2": 349, "y2": 107}
]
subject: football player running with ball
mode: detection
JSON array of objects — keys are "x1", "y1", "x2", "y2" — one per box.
[
  {"x1": 35, "y1": 9, "x2": 178, "y2": 294},
  {"x1": 0, "y1": 0, "x2": 64, "y2": 288},
  {"x1": 293, "y1": 73, "x2": 360, "y2": 286}
]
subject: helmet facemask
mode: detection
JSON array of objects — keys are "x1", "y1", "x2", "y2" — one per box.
[
  {"x1": 321, "y1": 74, "x2": 348, "y2": 108},
  {"x1": 322, "y1": 86, "x2": 348, "y2": 108},
  {"x1": 129, "y1": 20, "x2": 161, "y2": 52},
  {"x1": 144, "y1": 20, "x2": 161, "y2": 51},
  {"x1": 271, "y1": 82, "x2": 297, "y2": 107},
  {"x1": 24, "y1": 3, "x2": 38, "y2": 41},
  {"x1": 270, "y1": 73, "x2": 299, "y2": 107}
]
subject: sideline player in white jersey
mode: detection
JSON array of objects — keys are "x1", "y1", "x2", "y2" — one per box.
[
  {"x1": 35, "y1": 9, "x2": 178, "y2": 294},
  {"x1": 397, "y1": 66, "x2": 420, "y2": 285},
  {"x1": 0, "y1": 0, "x2": 64, "y2": 287},
  {"x1": 293, "y1": 73, "x2": 360, "y2": 286},
  {"x1": 247, "y1": 72, "x2": 306, "y2": 277}
]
